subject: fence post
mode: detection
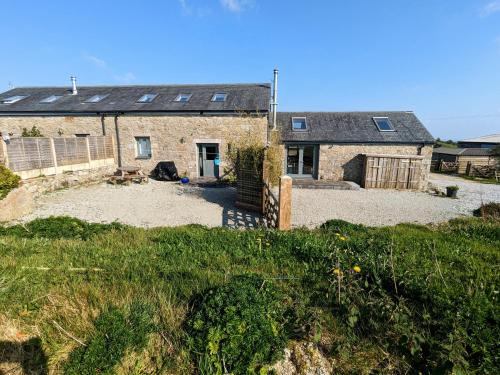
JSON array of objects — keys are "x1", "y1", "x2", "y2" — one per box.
[
  {"x1": 85, "y1": 137, "x2": 92, "y2": 169},
  {"x1": 466, "y1": 161, "x2": 472, "y2": 176},
  {"x1": 278, "y1": 175, "x2": 292, "y2": 230},
  {"x1": 49, "y1": 138, "x2": 58, "y2": 174},
  {"x1": 0, "y1": 139, "x2": 8, "y2": 167}
]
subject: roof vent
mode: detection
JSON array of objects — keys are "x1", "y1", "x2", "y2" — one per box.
[{"x1": 70, "y1": 76, "x2": 78, "y2": 95}]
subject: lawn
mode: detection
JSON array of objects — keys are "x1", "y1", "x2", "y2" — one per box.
[{"x1": 0, "y1": 217, "x2": 498, "y2": 374}]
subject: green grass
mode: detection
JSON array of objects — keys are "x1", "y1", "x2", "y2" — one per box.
[{"x1": 0, "y1": 217, "x2": 498, "y2": 374}]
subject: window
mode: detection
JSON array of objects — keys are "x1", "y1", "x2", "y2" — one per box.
[
  {"x1": 373, "y1": 117, "x2": 395, "y2": 132},
  {"x1": 174, "y1": 93, "x2": 192, "y2": 102},
  {"x1": 135, "y1": 137, "x2": 152, "y2": 158},
  {"x1": 211, "y1": 92, "x2": 227, "y2": 102},
  {"x1": 84, "y1": 94, "x2": 109, "y2": 103},
  {"x1": 137, "y1": 94, "x2": 158, "y2": 103},
  {"x1": 291, "y1": 117, "x2": 308, "y2": 131},
  {"x1": 75, "y1": 133, "x2": 90, "y2": 137},
  {"x1": 1, "y1": 95, "x2": 28, "y2": 104},
  {"x1": 40, "y1": 95, "x2": 62, "y2": 103}
]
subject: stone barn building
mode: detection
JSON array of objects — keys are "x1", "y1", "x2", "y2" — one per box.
[
  {"x1": 0, "y1": 83, "x2": 270, "y2": 179},
  {"x1": 277, "y1": 112, "x2": 434, "y2": 188},
  {"x1": 0, "y1": 77, "x2": 435, "y2": 189}
]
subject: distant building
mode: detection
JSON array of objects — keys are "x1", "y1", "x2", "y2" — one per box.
[
  {"x1": 457, "y1": 134, "x2": 500, "y2": 149},
  {"x1": 432, "y1": 147, "x2": 497, "y2": 174}
]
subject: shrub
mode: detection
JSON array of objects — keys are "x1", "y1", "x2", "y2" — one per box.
[
  {"x1": 21, "y1": 126, "x2": 44, "y2": 137},
  {"x1": 474, "y1": 202, "x2": 500, "y2": 220},
  {"x1": 446, "y1": 185, "x2": 459, "y2": 192},
  {"x1": 186, "y1": 275, "x2": 290, "y2": 374},
  {"x1": 0, "y1": 165, "x2": 20, "y2": 200},
  {"x1": 64, "y1": 302, "x2": 154, "y2": 374},
  {"x1": 0, "y1": 216, "x2": 126, "y2": 239},
  {"x1": 320, "y1": 219, "x2": 366, "y2": 234}
]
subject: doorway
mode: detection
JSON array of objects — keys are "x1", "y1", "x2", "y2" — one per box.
[
  {"x1": 198, "y1": 144, "x2": 220, "y2": 178},
  {"x1": 286, "y1": 145, "x2": 317, "y2": 178}
]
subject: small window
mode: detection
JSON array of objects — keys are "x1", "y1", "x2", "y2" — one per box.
[
  {"x1": 137, "y1": 94, "x2": 158, "y2": 103},
  {"x1": 174, "y1": 93, "x2": 192, "y2": 102},
  {"x1": 135, "y1": 137, "x2": 152, "y2": 159},
  {"x1": 373, "y1": 117, "x2": 395, "y2": 132},
  {"x1": 75, "y1": 133, "x2": 90, "y2": 137},
  {"x1": 211, "y1": 92, "x2": 227, "y2": 102},
  {"x1": 40, "y1": 95, "x2": 63, "y2": 103},
  {"x1": 291, "y1": 117, "x2": 308, "y2": 131},
  {"x1": 1, "y1": 95, "x2": 29, "y2": 104},
  {"x1": 84, "y1": 94, "x2": 109, "y2": 103}
]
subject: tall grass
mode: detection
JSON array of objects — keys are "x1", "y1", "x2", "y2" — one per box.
[{"x1": 0, "y1": 217, "x2": 498, "y2": 373}]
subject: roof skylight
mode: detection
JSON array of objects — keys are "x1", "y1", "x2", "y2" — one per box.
[
  {"x1": 211, "y1": 92, "x2": 227, "y2": 102},
  {"x1": 137, "y1": 94, "x2": 158, "y2": 103},
  {"x1": 84, "y1": 94, "x2": 109, "y2": 103},
  {"x1": 373, "y1": 117, "x2": 395, "y2": 132},
  {"x1": 40, "y1": 95, "x2": 63, "y2": 103},
  {"x1": 1, "y1": 95, "x2": 29, "y2": 104},
  {"x1": 174, "y1": 93, "x2": 192, "y2": 102},
  {"x1": 291, "y1": 117, "x2": 308, "y2": 131}
]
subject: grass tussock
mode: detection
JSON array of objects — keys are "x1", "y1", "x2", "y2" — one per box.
[{"x1": 0, "y1": 216, "x2": 498, "y2": 374}]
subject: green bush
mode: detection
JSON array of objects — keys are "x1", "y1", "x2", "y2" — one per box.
[
  {"x1": 186, "y1": 275, "x2": 290, "y2": 374},
  {"x1": 21, "y1": 126, "x2": 44, "y2": 137},
  {"x1": 0, "y1": 216, "x2": 126, "y2": 239},
  {"x1": 0, "y1": 165, "x2": 20, "y2": 200},
  {"x1": 64, "y1": 301, "x2": 154, "y2": 374}
]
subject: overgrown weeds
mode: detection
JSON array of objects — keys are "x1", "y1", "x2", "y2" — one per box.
[{"x1": 0, "y1": 216, "x2": 498, "y2": 373}]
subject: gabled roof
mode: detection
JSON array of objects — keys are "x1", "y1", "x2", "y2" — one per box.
[
  {"x1": 0, "y1": 83, "x2": 270, "y2": 114},
  {"x1": 278, "y1": 111, "x2": 434, "y2": 144},
  {"x1": 459, "y1": 134, "x2": 500, "y2": 144},
  {"x1": 433, "y1": 147, "x2": 493, "y2": 156}
]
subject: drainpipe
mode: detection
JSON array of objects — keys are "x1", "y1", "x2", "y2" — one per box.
[
  {"x1": 100, "y1": 114, "x2": 106, "y2": 136},
  {"x1": 114, "y1": 114, "x2": 122, "y2": 167}
]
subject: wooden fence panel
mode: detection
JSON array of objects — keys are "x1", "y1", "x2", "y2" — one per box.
[
  {"x1": 53, "y1": 137, "x2": 88, "y2": 166},
  {"x1": 6, "y1": 138, "x2": 54, "y2": 172},
  {"x1": 363, "y1": 154, "x2": 424, "y2": 190},
  {"x1": 88, "y1": 136, "x2": 114, "y2": 161}
]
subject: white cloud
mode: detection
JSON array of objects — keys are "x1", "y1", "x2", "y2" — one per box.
[
  {"x1": 178, "y1": 0, "x2": 191, "y2": 14},
  {"x1": 82, "y1": 52, "x2": 136, "y2": 83},
  {"x1": 178, "y1": 0, "x2": 210, "y2": 17},
  {"x1": 83, "y1": 54, "x2": 107, "y2": 68},
  {"x1": 220, "y1": 0, "x2": 254, "y2": 13},
  {"x1": 113, "y1": 72, "x2": 136, "y2": 83},
  {"x1": 481, "y1": 1, "x2": 500, "y2": 17}
]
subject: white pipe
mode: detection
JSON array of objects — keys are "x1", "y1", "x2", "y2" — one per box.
[
  {"x1": 271, "y1": 68, "x2": 278, "y2": 130},
  {"x1": 71, "y1": 76, "x2": 78, "y2": 95}
]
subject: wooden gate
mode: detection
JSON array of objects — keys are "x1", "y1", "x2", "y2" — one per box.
[{"x1": 362, "y1": 154, "x2": 424, "y2": 190}]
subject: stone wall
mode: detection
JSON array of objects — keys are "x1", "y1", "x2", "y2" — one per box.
[
  {"x1": 0, "y1": 114, "x2": 268, "y2": 177},
  {"x1": 317, "y1": 144, "x2": 433, "y2": 187},
  {"x1": 0, "y1": 165, "x2": 114, "y2": 222}
]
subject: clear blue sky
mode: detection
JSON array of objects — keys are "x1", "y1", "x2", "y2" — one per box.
[{"x1": 1, "y1": 0, "x2": 499, "y2": 140}]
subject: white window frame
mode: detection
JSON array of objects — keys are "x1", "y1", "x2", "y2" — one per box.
[
  {"x1": 373, "y1": 117, "x2": 396, "y2": 132},
  {"x1": 135, "y1": 136, "x2": 152, "y2": 159},
  {"x1": 211, "y1": 92, "x2": 227, "y2": 102},
  {"x1": 291, "y1": 117, "x2": 308, "y2": 132},
  {"x1": 1, "y1": 95, "x2": 29, "y2": 104},
  {"x1": 174, "y1": 93, "x2": 192, "y2": 102},
  {"x1": 137, "y1": 94, "x2": 158, "y2": 103},
  {"x1": 84, "y1": 94, "x2": 109, "y2": 103}
]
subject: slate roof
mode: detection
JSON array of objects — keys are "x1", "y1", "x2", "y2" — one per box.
[
  {"x1": 278, "y1": 112, "x2": 435, "y2": 144},
  {"x1": 459, "y1": 134, "x2": 500, "y2": 144},
  {"x1": 0, "y1": 84, "x2": 270, "y2": 114},
  {"x1": 433, "y1": 147, "x2": 493, "y2": 156}
]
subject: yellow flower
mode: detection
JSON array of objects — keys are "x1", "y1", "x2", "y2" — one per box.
[
  {"x1": 339, "y1": 236, "x2": 347, "y2": 241},
  {"x1": 353, "y1": 265, "x2": 361, "y2": 273},
  {"x1": 332, "y1": 268, "x2": 342, "y2": 276}
]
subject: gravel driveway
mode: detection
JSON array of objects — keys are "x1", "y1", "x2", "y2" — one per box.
[
  {"x1": 292, "y1": 173, "x2": 500, "y2": 227},
  {"x1": 18, "y1": 173, "x2": 500, "y2": 228}
]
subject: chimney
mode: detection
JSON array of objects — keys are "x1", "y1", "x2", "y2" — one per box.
[
  {"x1": 271, "y1": 68, "x2": 278, "y2": 130},
  {"x1": 71, "y1": 76, "x2": 78, "y2": 95}
]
